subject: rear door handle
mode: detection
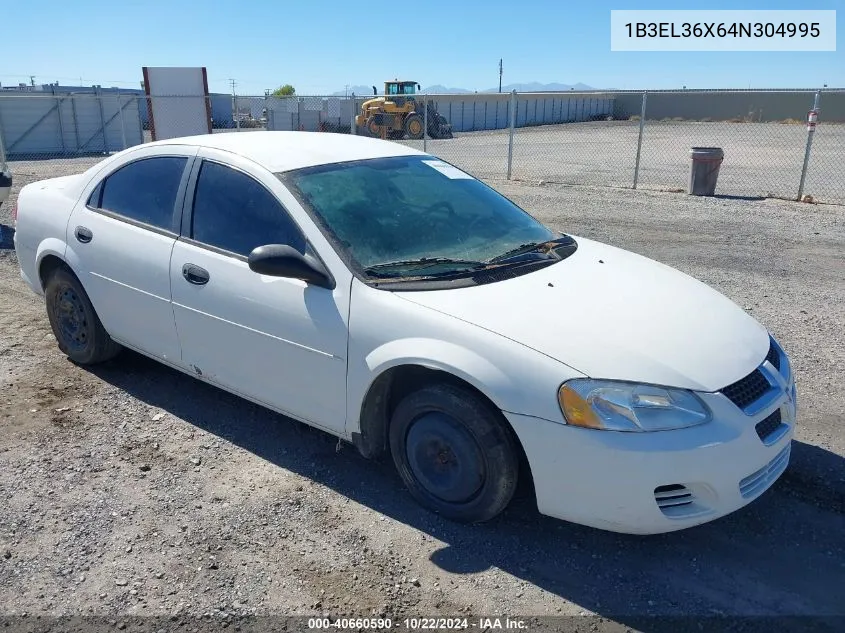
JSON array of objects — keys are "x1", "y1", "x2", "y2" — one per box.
[
  {"x1": 75, "y1": 226, "x2": 93, "y2": 243},
  {"x1": 182, "y1": 263, "x2": 210, "y2": 285}
]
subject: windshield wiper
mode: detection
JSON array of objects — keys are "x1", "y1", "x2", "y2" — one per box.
[
  {"x1": 364, "y1": 257, "x2": 487, "y2": 278},
  {"x1": 488, "y1": 236, "x2": 573, "y2": 264}
]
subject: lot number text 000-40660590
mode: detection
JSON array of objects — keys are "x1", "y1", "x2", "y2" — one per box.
[{"x1": 610, "y1": 10, "x2": 836, "y2": 51}]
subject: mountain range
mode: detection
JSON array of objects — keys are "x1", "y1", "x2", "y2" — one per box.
[{"x1": 331, "y1": 82, "x2": 595, "y2": 96}]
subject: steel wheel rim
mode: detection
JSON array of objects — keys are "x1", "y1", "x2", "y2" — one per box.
[
  {"x1": 54, "y1": 286, "x2": 89, "y2": 352},
  {"x1": 405, "y1": 412, "x2": 485, "y2": 503}
]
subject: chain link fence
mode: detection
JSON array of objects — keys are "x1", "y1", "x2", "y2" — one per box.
[{"x1": 1, "y1": 88, "x2": 844, "y2": 211}]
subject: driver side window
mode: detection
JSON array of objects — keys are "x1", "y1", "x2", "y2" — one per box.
[{"x1": 190, "y1": 161, "x2": 306, "y2": 257}]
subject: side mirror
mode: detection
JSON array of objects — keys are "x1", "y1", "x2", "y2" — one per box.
[{"x1": 248, "y1": 244, "x2": 335, "y2": 289}]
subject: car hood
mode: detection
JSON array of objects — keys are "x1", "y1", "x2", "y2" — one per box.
[{"x1": 396, "y1": 236, "x2": 769, "y2": 392}]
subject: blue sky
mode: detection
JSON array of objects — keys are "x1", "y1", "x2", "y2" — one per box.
[{"x1": 4, "y1": 0, "x2": 841, "y2": 94}]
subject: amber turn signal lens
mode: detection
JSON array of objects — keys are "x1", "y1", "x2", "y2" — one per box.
[{"x1": 559, "y1": 384, "x2": 604, "y2": 429}]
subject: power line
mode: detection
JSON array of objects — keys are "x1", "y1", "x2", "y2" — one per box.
[{"x1": 1, "y1": 73, "x2": 144, "y2": 87}]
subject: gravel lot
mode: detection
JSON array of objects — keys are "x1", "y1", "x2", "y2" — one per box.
[{"x1": 1, "y1": 148, "x2": 844, "y2": 630}]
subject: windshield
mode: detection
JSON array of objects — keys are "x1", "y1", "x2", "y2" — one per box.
[{"x1": 283, "y1": 155, "x2": 557, "y2": 276}]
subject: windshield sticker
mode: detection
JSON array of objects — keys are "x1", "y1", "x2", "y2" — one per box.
[{"x1": 422, "y1": 160, "x2": 474, "y2": 180}]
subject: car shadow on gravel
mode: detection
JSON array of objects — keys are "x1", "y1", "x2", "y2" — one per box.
[
  {"x1": 89, "y1": 350, "x2": 845, "y2": 630},
  {"x1": 0, "y1": 224, "x2": 14, "y2": 249}
]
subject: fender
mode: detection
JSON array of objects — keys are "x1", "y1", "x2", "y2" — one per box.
[
  {"x1": 32, "y1": 238, "x2": 71, "y2": 294},
  {"x1": 360, "y1": 337, "x2": 517, "y2": 414},
  {"x1": 346, "y1": 333, "x2": 583, "y2": 448},
  {"x1": 59, "y1": 243, "x2": 88, "y2": 287}
]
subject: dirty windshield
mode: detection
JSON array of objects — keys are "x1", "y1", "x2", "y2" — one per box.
[{"x1": 284, "y1": 155, "x2": 557, "y2": 276}]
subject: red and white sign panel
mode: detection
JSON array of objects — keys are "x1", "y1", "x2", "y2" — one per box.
[{"x1": 142, "y1": 67, "x2": 212, "y2": 141}]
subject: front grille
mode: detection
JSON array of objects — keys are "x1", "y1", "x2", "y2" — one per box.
[
  {"x1": 739, "y1": 444, "x2": 791, "y2": 499},
  {"x1": 755, "y1": 409, "x2": 782, "y2": 441},
  {"x1": 721, "y1": 369, "x2": 772, "y2": 410},
  {"x1": 765, "y1": 340, "x2": 781, "y2": 371}
]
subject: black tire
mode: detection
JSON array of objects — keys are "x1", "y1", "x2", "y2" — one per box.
[
  {"x1": 44, "y1": 267, "x2": 122, "y2": 365},
  {"x1": 403, "y1": 113, "x2": 424, "y2": 140},
  {"x1": 389, "y1": 382, "x2": 519, "y2": 523},
  {"x1": 365, "y1": 117, "x2": 381, "y2": 137}
]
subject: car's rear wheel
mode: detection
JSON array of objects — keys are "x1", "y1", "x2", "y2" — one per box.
[
  {"x1": 389, "y1": 382, "x2": 519, "y2": 522},
  {"x1": 44, "y1": 267, "x2": 122, "y2": 365}
]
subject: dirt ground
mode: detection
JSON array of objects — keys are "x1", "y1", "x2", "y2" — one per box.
[{"x1": 0, "y1": 167, "x2": 844, "y2": 631}]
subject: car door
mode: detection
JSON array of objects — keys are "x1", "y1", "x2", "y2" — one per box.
[
  {"x1": 66, "y1": 147, "x2": 195, "y2": 364},
  {"x1": 169, "y1": 151, "x2": 350, "y2": 435}
]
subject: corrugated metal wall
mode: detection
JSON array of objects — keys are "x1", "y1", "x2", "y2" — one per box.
[
  {"x1": 611, "y1": 89, "x2": 845, "y2": 123},
  {"x1": 263, "y1": 93, "x2": 615, "y2": 133},
  {"x1": 0, "y1": 93, "x2": 143, "y2": 156},
  {"x1": 265, "y1": 97, "x2": 354, "y2": 132},
  {"x1": 427, "y1": 94, "x2": 614, "y2": 132}
]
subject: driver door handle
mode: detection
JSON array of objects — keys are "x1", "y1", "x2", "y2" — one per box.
[{"x1": 182, "y1": 263, "x2": 210, "y2": 285}]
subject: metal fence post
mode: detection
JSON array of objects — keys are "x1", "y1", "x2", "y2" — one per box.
[
  {"x1": 0, "y1": 111, "x2": 7, "y2": 174},
  {"x1": 116, "y1": 89, "x2": 127, "y2": 150},
  {"x1": 136, "y1": 96, "x2": 144, "y2": 146},
  {"x1": 633, "y1": 91, "x2": 647, "y2": 189},
  {"x1": 55, "y1": 94, "x2": 67, "y2": 154},
  {"x1": 797, "y1": 90, "x2": 821, "y2": 201},
  {"x1": 507, "y1": 90, "x2": 517, "y2": 179},
  {"x1": 95, "y1": 88, "x2": 108, "y2": 152},
  {"x1": 234, "y1": 93, "x2": 240, "y2": 131},
  {"x1": 70, "y1": 95, "x2": 81, "y2": 151},
  {"x1": 350, "y1": 93, "x2": 357, "y2": 135},
  {"x1": 423, "y1": 93, "x2": 428, "y2": 152}
]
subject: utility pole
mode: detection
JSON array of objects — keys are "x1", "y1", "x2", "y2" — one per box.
[
  {"x1": 498, "y1": 59, "x2": 503, "y2": 93},
  {"x1": 230, "y1": 79, "x2": 239, "y2": 131},
  {"x1": 30, "y1": 75, "x2": 35, "y2": 87}
]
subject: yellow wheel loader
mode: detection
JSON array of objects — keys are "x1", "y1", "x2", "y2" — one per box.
[{"x1": 355, "y1": 80, "x2": 453, "y2": 140}]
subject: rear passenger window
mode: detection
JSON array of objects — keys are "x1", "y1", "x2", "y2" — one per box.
[
  {"x1": 191, "y1": 161, "x2": 305, "y2": 257},
  {"x1": 87, "y1": 181, "x2": 103, "y2": 208},
  {"x1": 97, "y1": 157, "x2": 187, "y2": 230}
]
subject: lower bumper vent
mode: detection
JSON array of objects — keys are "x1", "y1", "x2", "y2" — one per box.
[{"x1": 739, "y1": 444, "x2": 791, "y2": 499}]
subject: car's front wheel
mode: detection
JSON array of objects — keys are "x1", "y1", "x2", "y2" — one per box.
[
  {"x1": 44, "y1": 267, "x2": 122, "y2": 365},
  {"x1": 389, "y1": 382, "x2": 519, "y2": 523}
]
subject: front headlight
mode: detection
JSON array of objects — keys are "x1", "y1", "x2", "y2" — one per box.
[{"x1": 558, "y1": 379, "x2": 711, "y2": 432}]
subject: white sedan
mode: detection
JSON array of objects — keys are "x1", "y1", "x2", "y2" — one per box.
[{"x1": 12, "y1": 131, "x2": 797, "y2": 534}]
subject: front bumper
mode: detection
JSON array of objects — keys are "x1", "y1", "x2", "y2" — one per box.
[{"x1": 506, "y1": 360, "x2": 797, "y2": 535}]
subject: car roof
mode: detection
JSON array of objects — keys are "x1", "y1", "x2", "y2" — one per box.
[{"x1": 145, "y1": 131, "x2": 427, "y2": 172}]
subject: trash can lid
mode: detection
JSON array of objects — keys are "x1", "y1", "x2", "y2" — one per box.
[{"x1": 690, "y1": 146, "x2": 724, "y2": 160}]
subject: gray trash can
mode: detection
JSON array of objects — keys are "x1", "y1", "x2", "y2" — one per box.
[{"x1": 689, "y1": 147, "x2": 724, "y2": 196}]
